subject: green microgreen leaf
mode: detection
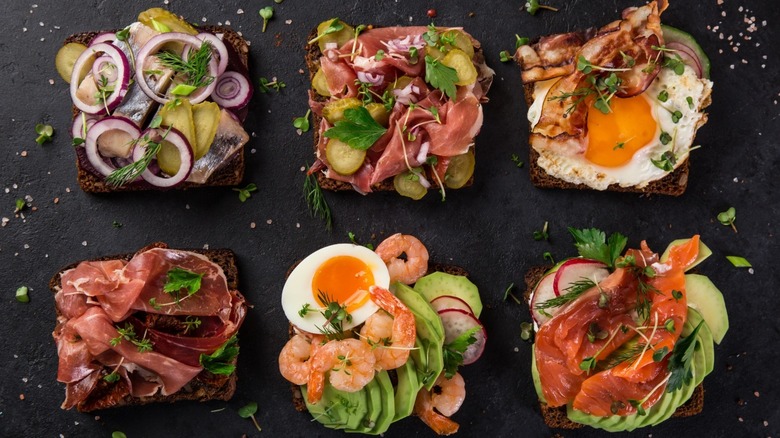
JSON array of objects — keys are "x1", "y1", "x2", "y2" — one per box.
[
  {"x1": 35, "y1": 123, "x2": 54, "y2": 145},
  {"x1": 259, "y1": 7, "x2": 274, "y2": 32},
  {"x1": 14, "y1": 199, "x2": 26, "y2": 213},
  {"x1": 657, "y1": 90, "x2": 669, "y2": 102},
  {"x1": 308, "y1": 19, "x2": 344, "y2": 45},
  {"x1": 525, "y1": 0, "x2": 558, "y2": 15},
  {"x1": 499, "y1": 50, "x2": 512, "y2": 63},
  {"x1": 515, "y1": 34, "x2": 530, "y2": 49},
  {"x1": 294, "y1": 109, "x2": 311, "y2": 132},
  {"x1": 200, "y1": 335, "x2": 239, "y2": 375},
  {"x1": 233, "y1": 183, "x2": 258, "y2": 203},
  {"x1": 424, "y1": 55, "x2": 459, "y2": 99},
  {"x1": 533, "y1": 221, "x2": 550, "y2": 241},
  {"x1": 238, "y1": 400, "x2": 262, "y2": 431},
  {"x1": 258, "y1": 76, "x2": 286, "y2": 93},
  {"x1": 717, "y1": 207, "x2": 737, "y2": 232},
  {"x1": 163, "y1": 267, "x2": 203, "y2": 303}
]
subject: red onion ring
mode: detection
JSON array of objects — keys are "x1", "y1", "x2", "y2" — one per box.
[
  {"x1": 69, "y1": 43, "x2": 130, "y2": 115},
  {"x1": 71, "y1": 112, "x2": 102, "y2": 139},
  {"x1": 666, "y1": 42, "x2": 703, "y2": 78},
  {"x1": 211, "y1": 71, "x2": 253, "y2": 110},
  {"x1": 135, "y1": 33, "x2": 218, "y2": 104},
  {"x1": 132, "y1": 127, "x2": 193, "y2": 188},
  {"x1": 85, "y1": 116, "x2": 141, "y2": 176},
  {"x1": 90, "y1": 32, "x2": 117, "y2": 46},
  {"x1": 197, "y1": 32, "x2": 229, "y2": 76},
  {"x1": 92, "y1": 55, "x2": 119, "y2": 84}
]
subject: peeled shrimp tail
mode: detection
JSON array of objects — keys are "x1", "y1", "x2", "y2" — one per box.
[
  {"x1": 279, "y1": 334, "x2": 315, "y2": 386},
  {"x1": 414, "y1": 389, "x2": 460, "y2": 436},
  {"x1": 375, "y1": 233, "x2": 429, "y2": 285}
]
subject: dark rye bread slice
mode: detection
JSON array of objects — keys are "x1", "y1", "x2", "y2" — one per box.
[
  {"x1": 65, "y1": 24, "x2": 249, "y2": 193},
  {"x1": 50, "y1": 242, "x2": 241, "y2": 412},
  {"x1": 522, "y1": 265, "x2": 704, "y2": 429},
  {"x1": 288, "y1": 262, "x2": 470, "y2": 413},
  {"x1": 305, "y1": 27, "x2": 478, "y2": 193}
]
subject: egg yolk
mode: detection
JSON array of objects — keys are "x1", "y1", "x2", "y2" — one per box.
[
  {"x1": 586, "y1": 94, "x2": 657, "y2": 167},
  {"x1": 312, "y1": 256, "x2": 374, "y2": 312}
]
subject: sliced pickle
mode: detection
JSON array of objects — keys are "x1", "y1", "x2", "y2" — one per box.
[
  {"x1": 316, "y1": 19, "x2": 355, "y2": 53},
  {"x1": 426, "y1": 30, "x2": 475, "y2": 61},
  {"x1": 444, "y1": 150, "x2": 475, "y2": 189},
  {"x1": 326, "y1": 139, "x2": 366, "y2": 175},
  {"x1": 312, "y1": 67, "x2": 331, "y2": 97},
  {"x1": 365, "y1": 103, "x2": 390, "y2": 127},
  {"x1": 55, "y1": 42, "x2": 88, "y2": 84},
  {"x1": 322, "y1": 97, "x2": 362, "y2": 124},
  {"x1": 191, "y1": 102, "x2": 220, "y2": 160},
  {"x1": 442, "y1": 49, "x2": 478, "y2": 86},
  {"x1": 394, "y1": 170, "x2": 427, "y2": 200},
  {"x1": 392, "y1": 75, "x2": 414, "y2": 90},
  {"x1": 159, "y1": 99, "x2": 196, "y2": 174},
  {"x1": 139, "y1": 8, "x2": 198, "y2": 35},
  {"x1": 156, "y1": 140, "x2": 181, "y2": 176}
]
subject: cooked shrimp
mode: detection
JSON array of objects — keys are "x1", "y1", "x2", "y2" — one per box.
[
  {"x1": 307, "y1": 338, "x2": 377, "y2": 404},
  {"x1": 414, "y1": 387, "x2": 460, "y2": 436},
  {"x1": 430, "y1": 373, "x2": 466, "y2": 417},
  {"x1": 360, "y1": 286, "x2": 416, "y2": 370},
  {"x1": 375, "y1": 233, "x2": 429, "y2": 285},
  {"x1": 279, "y1": 334, "x2": 316, "y2": 385}
]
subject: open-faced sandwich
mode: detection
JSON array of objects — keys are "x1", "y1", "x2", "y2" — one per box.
[
  {"x1": 55, "y1": 8, "x2": 252, "y2": 192},
  {"x1": 50, "y1": 242, "x2": 247, "y2": 411},
  {"x1": 525, "y1": 229, "x2": 729, "y2": 431},
  {"x1": 305, "y1": 20, "x2": 494, "y2": 199},
  {"x1": 278, "y1": 234, "x2": 487, "y2": 435},
  {"x1": 515, "y1": 0, "x2": 712, "y2": 195}
]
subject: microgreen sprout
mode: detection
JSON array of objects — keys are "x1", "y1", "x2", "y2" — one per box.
[
  {"x1": 238, "y1": 401, "x2": 262, "y2": 431},
  {"x1": 35, "y1": 123, "x2": 54, "y2": 145},
  {"x1": 525, "y1": 0, "x2": 558, "y2": 15},
  {"x1": 294, "y1": 109, "x2": 311, "y2": 133},
  {"x1": 258, "y1": 77, "x2": 286, "y2": 93},
  {"x1": 717, "y1": 207, "x2": 737, "y2": 233},
  {"x1": 259, "y1": 7, "x2": 274, "y2": 33},
  {"x1": 233, "y1": 183, "x2": 258, "y2": 202},
  {"x1": 499, "y1": 50, "x2": 512, "y2": 63}
]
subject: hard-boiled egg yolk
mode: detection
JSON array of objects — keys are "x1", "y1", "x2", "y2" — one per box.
[
  {"x1": 312, "y1": 255, "x2": 374, "y2": 312},
  {"x1": 586, "y1": 94, "x2": 657, "y2": 167}
]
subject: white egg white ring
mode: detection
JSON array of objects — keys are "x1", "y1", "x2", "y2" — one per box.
[{"x1": 281, "y1": 243, "x2": 389, "y2": 334}]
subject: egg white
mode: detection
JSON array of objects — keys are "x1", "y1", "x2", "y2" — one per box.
[
  {"x1": 529, "y1": 64, "x2": 713, "y2": 190},
  {"x1": 282, "y1": 243, "x2": 389, "y2": 334}
]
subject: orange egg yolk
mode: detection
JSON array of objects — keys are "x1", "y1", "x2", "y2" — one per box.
[
  {"x1": 312, "y1": 256, "x2": 374, "y2": 312},
  {"x1": 586, "y1": 94, "x2": 657, "y2": 167}
]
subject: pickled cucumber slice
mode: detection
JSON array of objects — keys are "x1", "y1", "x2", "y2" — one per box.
[
  {"x1": 444, "y1": 150, "x2": 475, "y2": 189},
  {"x1": 156, "y1": 140, "x2": 182, "y2": 175},
  {"x1": 442, "y1": 49, "x2": 478, "y2": 86},
  {"x1": 392, "y1": 75, "x2": 414, "y2": 91},
  {"x1": 394, "y1": 170, "x2": 427, "y2": 200},
  {"x1": 191, "y1": 102, "x2": 220, "y2": 160},
  {"x1": 159, "y1": 99, "x2": 196, "y2": 174},
  {"x1": 365, "y1": 103, "x2": 390, "y2": 127},
  {"x1": 426, "y1": 30, "x2": 475, "y2": 60},
  {"x1": 322, "y1": 97, "x2": 362, "y2": 124},
  {"x1": 139, "y1": 8, "x2": 198, "y2": 35},
  {"x1": 312, "y1": 67, "x2": 331, "y2": 97},
  {"x1": 326, "y1": 139, "x2": 366, "y2": 175},
  {"x1": 55, "y1": 42, "x2": 88, "y2": 84},
  {"x1": 315, "y1": 18, "x2": 355, "y2": 53}
]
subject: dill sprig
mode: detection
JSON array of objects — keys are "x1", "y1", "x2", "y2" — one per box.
[
  {"x1": 602, "y1": 339, "x2": 649, "y2": 369},
  {"x1": 156, "y1": 42, "x2": 215, "y2": 88},
  {"x1": 105, "y1": 127, "x2": 170, "y2": 188},
  {"x1": 303, "y1": 165, "x2": 333, "y2": 231},
  {"x1": 616, "y1": 255, "x2": 658, "y2": 320},
  {"x1": 534, "y1": 278, "x2": 597, "y2": 310},
  {"x1": 315, "y1": 291, "x2": 352, "y2": 341}
]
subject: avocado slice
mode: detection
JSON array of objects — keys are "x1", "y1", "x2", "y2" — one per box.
[
  {"x1": 371, "y1": 371, "x2": 395, "y2": 435},
  {"x1": 684, "y1": 274, "x2": 729, "y2": 344},
  {"x1": 346, "y1": 378, "x2": 382, "y2": 433},
  {"x1": 393, "y1": 359, "x2": 422, "y2": 421},
  {"x1": 684, "y1": 308, "x2": 715, "y2": 376},
  {"x1": 530, "y1": 348, "x2": 546, "y2": 403},
  {"x1": 659, "y1": 238, "x2": 713, "y2": 271},
  {"x1": 302, "y1": 383, "x2": 368, "y2": 430},
  {"x1": 414, "y1": 272, "x2": 483, "y2": 318},
  {"x1": 661, "y1": 25, "x2": 711, "y2": 79}
]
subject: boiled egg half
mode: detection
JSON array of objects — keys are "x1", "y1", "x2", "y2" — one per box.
[{"x1": 282, "y1": 243, "x2": 390, "y2": 334}]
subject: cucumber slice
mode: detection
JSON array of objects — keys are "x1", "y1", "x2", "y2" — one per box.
[{"x1": 661, "y1": 25, "x2": 711, "y2": 79}]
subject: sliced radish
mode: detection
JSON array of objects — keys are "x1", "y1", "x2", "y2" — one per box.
[
  {"x1": 430, "y1": 295, "x2": 474, "y2": 315},
  {"x1": 552, "y1": 258, "x2": 609, "y2": 297},
  {"x1": 529, "y1": 272, "x2": 556, "y2": 326},
  {"x1": 438, "y1": 309, "x2": 486, "y2": 365}
]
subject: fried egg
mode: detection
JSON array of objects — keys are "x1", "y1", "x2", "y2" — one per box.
[
  {"x1": 282, "y1": 244, "x2": 390, "y2": 334},
  {"x1": 528, "y1": 64, "x2": 712, "y2": 190}
]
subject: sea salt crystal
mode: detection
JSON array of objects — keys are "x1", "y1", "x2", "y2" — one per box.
[
  {"x1": 203, "y1": 244, "x2": 210, "y2": 250},
  {"x1": 82, "y1": 241, "x2": 87, "y2": 246},
  {"x1": 250, "y1": 222, "x2": 256, "y2": 229},
  {"x1": 266, "y1": 219, "x2": 272, "y2": 225},
  {"x1": 237, "y1": 9, "x2": 244, "y2": 14}
]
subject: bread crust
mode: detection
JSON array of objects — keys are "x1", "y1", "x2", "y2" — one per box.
[
  {"x1": 523, "y1": 265, "x2": 704, "y2": 429},
  {"x1": 64, "y1": 25, "x2": 250, "y2": 193},
  {"x1": 50, "y1": 242, "x2": 242, "y2": 412}
]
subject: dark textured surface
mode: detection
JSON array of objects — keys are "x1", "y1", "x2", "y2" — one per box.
[{"x1": 0, "y1": 1, "x2": 778, "y2": 437}]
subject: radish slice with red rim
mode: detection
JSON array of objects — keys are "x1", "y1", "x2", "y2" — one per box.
[
  {"x1": 552, "y1": 258, "x2": 609, "y2": 297},
  {"x1": 134, "y1": 33, "x2": 218, "y2": 104},
  {"x1": 430, "y1": 295, "x2": 474, "y2": 315},
  {"x1": 212, "y1": 71, "x2": 253, "y2": 110},
  {"x1": 70, "y1": 43, "x2": 130, "y2": 115},
  {"x1": 529, "y1": 272, "x2": 556, "y2": 326},
  {"x1": 132, "y1": 126, "x2": 193, "y2": 188},
  {"x1": 84, "y1": 116, "x2": 141, "y2": 176},
  {"x1": 438, "y1": 309, "x2": 486, "y2": 365}
]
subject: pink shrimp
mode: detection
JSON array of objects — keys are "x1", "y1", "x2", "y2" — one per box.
[
  {"x1": 374, "y1": 233, "x2": 429, "y2": 285},
  {"x1": 414, "y1": 372, "x2": 466, "y2": 435},
  {"x1": 307, "y1": 338, "x2": 376, "y2": 404},
  {"x1": 360, "y1": 286, "x2": 417, "y2": 370},
  {"x1": 278, "y1": 333, "x2": 324, "y2": 385}
]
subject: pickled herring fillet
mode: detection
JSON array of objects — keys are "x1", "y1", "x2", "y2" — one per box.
[
  {"x1": 186, "y1": 110, "x2": 249, "y2": 184},
  {"x1": 113, "y1": 22, "x2": 174, "y2": 127}
]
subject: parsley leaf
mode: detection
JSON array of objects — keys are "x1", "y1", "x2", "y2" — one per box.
[
  {"x1": 200, "y1": 335, "x2": 239, "y2": 375},
  {"x1": 666, "y1": 322, "x2": 703, "y2": 392},
  {"x1": 568, "y1": 228, "x2": 627, "y2": 268},
  {"x1": 424, "y1": 55, "x2": 459, "y2": 99},
  {"x1": 323, "y1": 107, "x2": 387, "y2": 150},
  {"x1": 163, "y1": 267, "x2": 203, "y2": 300},
  {"x1": 442, "y1": 327, "x2": 479, "y2": 378}
]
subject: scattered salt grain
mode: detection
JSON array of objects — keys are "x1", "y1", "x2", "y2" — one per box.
[
  {"x1": 296, "y1": 223, "x2": 300, "y2": 228},
  {"x1": 22, "y1": 378, "x2": 27, "y2": 383},
  {"x1": 285, "y1": 20, "x2": 293, "y2": 25},
  {"x1": 54, "y1": 197, "x2": 59, "y2": 204},
  {"x1": 203, "y1": 244, "x2": 210, "y2": 250},
  {"x1": 754, "y1": 391, "x2": 760, "y2": 397},
  {"x1": 225, "y1": 20, "x2": 231, "y2": 26},
  {"x1": 237, "y1": 9, "x2": 244, "y2": 14},
  {"x1": 49, "y1": 79, "x2": 54, "y2": 85},
  {"x1": 250, "y1": 222, "x2": 256, "y2": 229},
  {"x1": 202, "y1": 17, "x2": 207, "y2": 23},
  {"x1": 19, "y1": 394, "x2": 24, "y2": 400},
  {"x1": 185, "y1": 204, "x2": 190, "y2": 209},
  {"x1": 266, "y1": 219, "x2": 272, "y2": 225},
  {"x1": 24, "y1": 244, "x2": 29, "y2": 249},
  {"x1": 250, "y1": 148, "x2": 256, "y2": 154},
  {"x1": 764, "y1": 420, "x2": 769, "y2": 427},
  {"x1": 1, "y1": 218, "x2": 9, "y2": 227},
  {"x1": 21, "y1": 151, "x2": 27, "y2": 157},
  {"x1": 82, "y1": 241, "x2": 87, "y2": 246}
]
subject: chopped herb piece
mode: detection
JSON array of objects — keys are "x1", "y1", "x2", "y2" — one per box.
[
  {"x1": 651, "y1": 150, "x2": 677, "y2": 171},
  {"x1": 442, "y1": 327, "x2": 479, "y2": 378},
  {"x1": 110, "y1": 323, "x2": 153, "y2": 353},
  {"x1": 653, "y1": 346, "x2": 669, "y2": 362},
  {"x1": 620, "y1": 51, "x2": 636, "y2": 67},
  {"x1": 568, "y1": 228, "x2": 627, "y2": 269},
  {"x1": 315, "y1": 291, "x2": 353, "y2": 340},
  {"x1": 294, "y1": 109, "x2": 311, "y2": 132},
  {"x1": 667, "y1": 322, "x2": 702, "y2": 392},
  {"x1": 259, "y1": 6, "x2": 274, "y2": 32},
  {"x1": 106, "y1": 129, "x2": 170, "y2": 188},
  {"x1": 375, "y1": 49, "x2": 385, "y2": 61},
  {"x1": 664, "y1": 318, "x2": 676, "y2": 333},
  {"x1": 503, "y1": 282, "x2": 522, "y2": 304},
  {"x1": 520, "y1": 321, "x2": 534, "y2": 342},
  {"x1": 657, "y1": 90, "x2": 669, "y2": 102},
  {"x1": 543, "y1": 251, "x2": 555, "y2": 264},
  {"x1": 14, "y1": 199, "x2": 26, "y2": 213},
  {"x1": 169, "y1": 83, "x2": 197, "y2": 96},
  {"x1": 686, "y1": 96, "x2": 694, "y2": 109},
  {"x1": 104, "y1": 372, "x2": 120, "y2": 383},
  {"x1": 535, "y1": 278, "x2": 596, "y2": 311},
  {"x1": 238, "y1": 401, "x2": 262, "y2": 432},
  {"x1": 510, "y1": 154, "x2": 524, "y2": 168},
  {"x1": 613, "y1": 141, "x2": 625, "y2": 150},
  {"x1": 533, "y1": 221, "x2": 550, "y2": 241},
  {"x1": 233, "y1": 183, "x2": 258, "y2": 202},
  {"x1": 298, "y1": 303, "x2": 311, "y2": 318},
  {"x1": 579, "y1": 356, "x2": 597, "y2": 372},
  {"x1": 149, "y1": 115, "x2": 163, "y2": 129},
  {"x1": 15, "y1": 286, "x2": 29, "y2": 303},
  {"x1": 408, "y1": 46, "x2": 419, "y2": 64},
  {"x1": 163, "y1": 267, "x2": 204, "y2": 303},
  {"x1": 629, "y1": 399, "x2": 647, "y2": 416},
  {"x1": 717, "y1": 207, "x2": 737, "y2": 232},
  {"x1": 35, "y1": 123, "x2": 54, "y2": 145},
  {"x1": 525, "y1": 0, "x2": 558, "y2": 15},
  {"x1": 115, "y1": 27, "x2": 130, "y2": 41},
  {"x1": 258, "y1": 77, "x2": 286, "y2": 93},
  {"x1": 515, "y1": 34, "x2": 530, "y2": 48},
  {"x1": 149, "y1": 297, "x2": 162, "y2": 310},
  {"x1": 726, "y1": 256, "x2": 751, "y2": 268},
  {"x1": 112, "y1": 221, "x2": 123, "y2": 228},
  {"x1": 499, "y1": 50, "x2": 512, "y2": 63},
  {"x1": 200, "y1": 335, "x2": 239, "y2": 375},
  {"x1": 303, "y1": 164, "x2": 332, "y2": 231},
  {"x1": 308, "y1": 19, "x2": 344, "y2": 45},
  {"x1": 324, "y1": 107, "x2": 387, "y2": 150},
  {"x1": 111, "y1": 432, "x2": 127, "y2": 438},
  {"x1": 597, "y1": 291, "x2": 609, "y2": 309},
  {"x1": 182, "y1": 316, "x2": 202, "y2": 334},
  {"x1": 156, "y1": 42, "x2": 215, "y2": 89},
  {"x1": 671, "y1": 290, "x2": 683, "y2": 301},
  {"x1": 424, "y1": 55, "x2": 459, "y2": 99}
]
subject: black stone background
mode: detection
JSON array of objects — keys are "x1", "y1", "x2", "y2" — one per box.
[{"x1": 0, "y1": 0, "x2": 778, "y2": 437}]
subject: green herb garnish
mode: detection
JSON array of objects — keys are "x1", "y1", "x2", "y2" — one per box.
[
  {"x1": 525, "y1": 0, "x2": 558, "y2": 15},
  {"x1": 424, "y1": 55, "x2": 459, "y2": 99},
  {"x1": 442, "y1": 327, "x2": 479, "y2": 378},
  {"x1": 726, "y1": 256, "x2": 751, "y2": 268},
  {"x1": 315, "y1": 291, "x2": 353, "y2": 340},
  {"x1": 238, "y1": 400, "x2": 262, "y2": 432},
  {"x1": 163, "y1": 267, "x2": 204, "y2": 304},
  {"x1": 182, "y1": 316, "x2": 201, "y2": 334},
  {"x1": 110, "y1": 323, "x2": 153, "y2": 353},
  {"x1": 105, "y1": 129, "x2": 169, "y2": 188},
  {"x1": 717, "y1": 207, "x2": 737, "y2": 232},
  {"x1": 515, "y1": 34, "x2": 530, "y2": 48},
  {"x1": 35, "y1": 123, "x2": 54, "y2": 145},
  {"x1": 510, "y1": 154, "x2": 524, "y2": 168},
  {"x1": 258, "y1": 77, "x2": 286, "y2": 93},
  {"x1": 308, "y1": 19, "x2": 344, "y2": 45},
  {"x1": 233, "y1": 183, "x2": 258, "y2": 202},
  {"x1": 499, "y1": 50, "x2": 512, "y2": 63},
  {"x1": 533, "y1": 221, "x2": 550, "y2": 241},
  {"x1": 503, "y1": 282, "x2": 522, "y2": 305},
  {"x1": 543, "y1": 251, "x2": 555, "y2": 264},
  {"x1": 200, "y1": 335, "x2": 239, "y2": 375},
  {"x1": 15, "y1": 286, "x2": 29, "y2": 303},
  {"x1": 374, "y1": 49, "x2": 385, "y2": 61},
  {"x1": 259, "y1": 6, "x2": 274, "y2": 32},
  {"x1": 568, "y1": 227, "x2": 627, "y2": 269},
  {"x1": 156, "y1": 42, "x2": 215, "y2": 89},
  {"x1": 651, "y1": 150, "x2": 677, "y2": 171},
  {"x1": 294, "y1": 109, "x2": 311, "y2": 132},
  {"x1": 112, "y1": 220, "x2": 123, "y2": 229},
  {"x1": 14, "y1": 199, "x2": 26, "y2": 213},
  {"x1": 535, "y1": 278, "x2": 596, "y2": 311},
  {"x1": 323, "y1": 106, "x2": 387, "y2": 150},
  {"x1": 520, "y1": 321, "x2": 534, "y2": 342},
  {"x1": 104, "y1": 372, "x2": 120, "y2": 383},
  {"x1": 303, "y1": 164, "x2": 332, "y2": 231},
  {"x1": 298, "y1": 303, "x2": 311, "y2": 317},
  {"x1": 666, "y1": 322, "x2": 702, "y2": 392},
  {"x1": 686, "y1": 96, "x2": 694, "y2": 109}
]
